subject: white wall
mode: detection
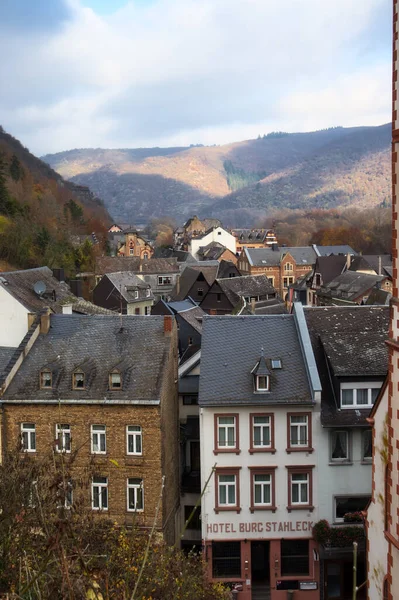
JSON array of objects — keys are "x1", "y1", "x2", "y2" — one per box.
[
  {"x1": 367, "y1": 387, "x2": 388, "y2": 600},
  {"x1": 190, "y1": 228, "x2": 237, "y2": 260},
  {"x1": 0, "y1": 286, "x2": 30, "y2": 347},
  {"x1": 201, "y1": 404, "x2": 320, "y2": 541}
]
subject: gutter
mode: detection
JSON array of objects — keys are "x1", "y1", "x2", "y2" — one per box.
[{"x1": 293, "y1": 302, "x2": 322, "y2": 402}]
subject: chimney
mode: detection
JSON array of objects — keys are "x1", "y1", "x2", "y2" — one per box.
[
  {"x1": 27, "y1": 313, "x2": 36, "y2": 328},
  {"x1": 40, "y1": 310, "x2": 51, "y2": 335},
  {"x1": 346, "y1": 253, "x2": 351, "y2": 270},
  {"x1": 62, "y1": 303, "x2": 73, "y2": 315},
  {"x1": 52, "y1": 268, "x2": 65, "y2": 282},
  {"x1": 164, "y1": 315, "x2": 173, "y2": 336},
  {"x1": 69, "y1": 279, "x2": 83, "y2": 298},
  {"x1": 176, "y1": 274, "x2": 180, "y2": 295},
  {"x1": 378, "y1": 255, "x2": 382, "y2": 276},
  {"x1": 251, "y1": 298, "x2": 256, "y2": 314}
]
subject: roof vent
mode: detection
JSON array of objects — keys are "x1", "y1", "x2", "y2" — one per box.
[
  {"x1": 33, "y1": 281, "x2": 46, "y2": 297},
  {"x1": 0, "y1": 276, "x2": 8, "y2": 285}
]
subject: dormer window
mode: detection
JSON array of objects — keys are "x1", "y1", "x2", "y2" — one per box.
[
  {"x1": 73, "y1": 370, "x2": 85, "y2": 390},
  {"x1": 256, "y1": 375, "x2": 269, "y2": 391},
  {"x1": 109, "y1": 370, "x2": 122, "y2": 390},
  {"x1": 134, "y1": 290, "x2": 139, "y2": 299},
  {"x1": 40, "y1": 369, "x2": 52, "y2": 389}
]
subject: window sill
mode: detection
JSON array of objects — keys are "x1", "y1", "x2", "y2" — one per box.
[
  {"x1": 287, "y1": 505, "x2": 314, "y2": 513},
  {"x1": 328, "y1": 461, "x2": 353, "y2": 466},
  {"x1": 361, "y1": 460, "x2": 372, "y2": 465},
  {"x1": 250, "y1": 506, "x2": 277, "y2": 513},
  {"x1": 286, "y1": 447, "x2": 314, "y2": 454},
  {"x1": 249, "y1": 448, "x2": 276, "y2": 454},
  {"x1": 214, "y1": 449, "x2": 241, "y2": 455},
  {"x1": 214, "y1": 507, "x2": 241, "y2": 514}
]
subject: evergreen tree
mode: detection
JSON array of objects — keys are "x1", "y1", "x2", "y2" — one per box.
[{"x1": 9, "y1": 154, "x2": 23, "y2": 182}]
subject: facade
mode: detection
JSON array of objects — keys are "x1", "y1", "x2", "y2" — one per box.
[
  {"x1": 316, "y1": 271, "x2": 387, "y2": 306},
  {"x1": 199, "y1": 309, "x2": 322, "y2": 600},
  {"x1": 200, "y1": 275, "x2": 277, "y2": 316},
  {"x1": 117, "y1": 229, "x2": 154, "y2": 259},
  {"x1": 0, "y1": 313, "x2": 179, "y2": 543},
  {"x1": 238, "y1": 246, "x2": 317, "y2": 298},
  {"x1": 232, "y1": 229, "x2": 278, "y2": 254},
  {"x1": 190, "y1": 227, "x2": 237, "y2": 261},
  {"x1": 92, "y1": 272, "x2": 154, "y2": 315}
]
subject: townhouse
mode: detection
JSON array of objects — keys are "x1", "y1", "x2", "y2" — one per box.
[
  {"x1": 92, "y1": 271, "x2": 154, "y2": 315},
  {"x1": 199, "y1": 309, "x2": 322, "y2": 600},
  {"x1": 0, "y1": 313, "x2": 179, "y2": 543}
]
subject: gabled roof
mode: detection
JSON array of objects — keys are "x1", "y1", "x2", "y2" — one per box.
[
  {"x1": 232, "y1": 229, "x2": 271, "y2": 243},
  {"x1": 217, "y1": 260, "x2": 240, "y2": 279},
  {"x1": 177, "y1": 305, "x2": 205, "y2": 334},
  {"x1": 314, "y1": 244, "x2": 356, "y2": 256},
  {"x1": 238, "y1": 297, "x2": 287, "y2": 315},
  {"x1": 349, "y1": 256, "x2": 375, "y2": 272},
  {"x1": 216, "y1": 275, "x2": 276, "y2": 306},
  {"x1": 313, "y1": 255, "x2": 347, "y2": 286},
  {"x1": 172, "y1": 265, "x2": 219, "y2": 300},
  {"x1": 362, "y1": 254, "x2": 393, "y2": 276},
  {"x1": 104, "y1": 272, "x2": 153, "y2": 303},
  {"x1": 2, "y1": 315, "x2": 174, "y2": 403},
  {"x1": 318, "y1": 271, "x2": 385, "y2": 302},
  {"x1": 96, "y1": 257, "x2": 179, "y2": 275},
  {"x1": 198, "y1": 242, "x2": 229, "y2": 261},
  {"x1": 304, "y1": 306, "x2": 389, "y2": 427},
  {"x1": 199, "y1": 315, "x2": 313, "y2": 406},
  {"x1": 245, "y1": 246, "x2": 317, "y2": 267},
  {"x1": 153, "y1": 247, "x2": 196, "y2": 263}
]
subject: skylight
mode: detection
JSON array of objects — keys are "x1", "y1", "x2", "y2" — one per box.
[{"x1": 271, "y1": 359, "x2": 282, "y2": 369}]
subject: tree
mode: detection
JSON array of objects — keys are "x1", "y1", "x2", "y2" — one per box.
[{"x1": 9, "y1": 154, "x2": 23, "y2": 182}]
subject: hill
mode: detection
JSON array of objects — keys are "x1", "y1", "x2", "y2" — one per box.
[
  {"x1": 0, "y1": 127, "x2": 112, "y2": 273},
  {"x1": 42, "y1": 124, "x2": 391, "y2": 225}
]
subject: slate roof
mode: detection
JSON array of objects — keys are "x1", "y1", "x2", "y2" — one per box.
[
  {"x1": 318, "y1": 271, "x2": 385, "y2": 302},
  {"x1": 2, "y1": 315, "x2": 173, "y2": 404},
  {"x1": 217, "y1": 260, "x2": 240, "y2": 279},
  {"x1": 313, "y1": 255, "x2": 347, "y2": 286},
  {"x1": 68, "y1": 299, "x2": 115, "y2": 315},
  {"x1": 177, "y1": 305, "x2": 205, "y2": 334},
  {"x1": 362, "y1": 254, "x2": 392, "y2": 272},
  {"x1": 153, "y1": 247, "x2": 195, "y2": 263},
  {"x1": 314, "y1": 245, "x2": 356, "y2": 256},
  {"x1": 365, "y1": 288, "x2": 391, "y2": 306},
  {"x1": 172, "y1": 265, "x2": 219, "y2": 300},
  {"x1": 96, "y1": 257, "x2": 179, "y2": 275},
  {"x1": 0, "y1": 346, "x2": 17, "y2": 374},
  {"x1": 239, "y1": 297, "x2": 288, "y2": 315},
  {"x1": 245, "y1": 246, "x2": 317, "y2": 267},
  {"x1": 199, "y1": 315, "x2": 312, "y2": 406},
  {"x1": 104, "y1": 272, "x2": 153, "y2": 303},
  {"x1": 349, "y1": 256, "x2": 375, "y2": 272},
  {"x1": 304, "y1": 306, "x2": 389, "y2": 426},
  {"x1": 217, "y1": 275, "x2": 276, "y2": 306},
  {"x1": 232, "y1": 229, "x2": 270, "y2": 243},
  {"x1": 198, "y1": 242, "x2": 228, "y2": 261}
]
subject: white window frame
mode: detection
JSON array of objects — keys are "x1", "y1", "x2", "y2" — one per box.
[
  {"x1": 91, "y1": 425, "x2": 107, "y2": 454},
  {"x1": 146, "y1": 288, "x2": 151, "y2": 297},
  {"x1": 284, "y1": 262, "x2": 293, "y2": 272},
  {"x1": 109, "y1": 370, "x2": 122, "y2": 390},
  {"x1": 256, "y1": 375, "x2": 269, "y2": 392},
  {"x1": 218, "y1": 474, "x2": 237, "y2": 506},
  {"x1": 340, "y1": 382, "x2": 382, "y2": 409},
  {"x1": 126, "y1": 425, "x2": 142, "y2": 455},
  {"x1": 330, "y1": 430, "x2": 350, "y2": 462},
  {"x1": 92, "y1": 477, "x2": 108, "y2": 510},
  {"x1": 127, "y1": 478, "x2": 144, "y2": 512},
  {"x1": 283, "y1": 276, "x2": 294, "y2": 288},
  {"x1": 252, "y1": 415, "x2": 271, "y2": 448},
  {"x1": 362, "y1": 429, "x2": 373, "y2": 462},
  {"x1": 55, "y1": 423, "x2": 71, "y2": 453},
  {"x1": 289, "y1": 415, "x2": 309, "y2": 447},
  {"x1": 21, "y1": 423, "x2": 36, "y2": 453},
  {"x1": 253, "y1": 473, "x2": 272, "y2": 506},
  {"x1": 291, "y1": 473, "x2": 309, "y2": 505},
  {"x1": 134, "y1": 290, "x2": 139, "y2": 299},
  {"x1": 217, "y1": 416, "x2": 237, "y2": 449},
  {"x1": 40, "y1": 369, "x2": 52, "y2": 389},
  {"x1": 72, "y1": 370, "x2": 85, "y2": 390}
]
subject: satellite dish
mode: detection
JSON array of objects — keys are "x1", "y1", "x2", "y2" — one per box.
[{"x1": 33, "y1": 281, "x2": 46, "y2": 297}]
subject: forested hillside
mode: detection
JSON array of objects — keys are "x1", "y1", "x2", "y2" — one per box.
[
  {"x1": 0, "y1": 127, "x2": 111, "y2": 273},
  {"x1": 43, "y1": 124, "x2": 391, "y2": 225}
]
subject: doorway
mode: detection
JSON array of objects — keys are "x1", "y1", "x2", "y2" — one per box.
[{"x1": 251, "y1": 541, "x2": 270, "y2": 599}]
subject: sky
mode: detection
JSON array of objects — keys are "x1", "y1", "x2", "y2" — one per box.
[{"x1": 0, "y1": 0, "x2": 392, "y2": 155}]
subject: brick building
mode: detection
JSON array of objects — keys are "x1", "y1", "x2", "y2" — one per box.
[{"x1": 0, "y1": 313, "x2": 179, "y2": 543}]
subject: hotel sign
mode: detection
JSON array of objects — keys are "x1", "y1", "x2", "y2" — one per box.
[{"x1": 206, "y1": 520, "x2": 314, "y2": 535}]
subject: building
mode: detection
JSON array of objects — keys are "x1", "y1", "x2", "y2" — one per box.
[
  {"x1": 199, "y1": 310, "x2": 322, "y2": 600},
  {"x1": 238, "y1": 246, "x2": 317, "y2": 298},
  {"x1": 316, "y1": 271, "x2": 387, "y2": 306},
  {"x1": 92, "y1": 272, "x2": 154, "y2": 315},
  {"x1": 197, "y1": 242, "x2": 238, "y2": 264},
  {"x1": 151, "y1": 298, "x2": 205, "y2": 358},
  {"x1": 171, "y1": 261, "x2": 240, "y2": 304},
  {"x1": 304, "y1": 305, "x2": 389, "y2": 599},
  {"x1": 189, "y1": 227, "x2": 237, "y2": 261},
  {"x1": 117, "y1": 229, "x2": 154, "y2": 259},
  {"x1": 232, "y1": 229, "x2": 278, "y2": 254},
  {"x1": 0, "y1": 313, "x2": 179, "y2": 542},
  {"x1": 200, "y1": 275, "x2": 278, "y2": 315},
  {"x1": 174, "y1": 216, "x2": 222, "y2": 249}
]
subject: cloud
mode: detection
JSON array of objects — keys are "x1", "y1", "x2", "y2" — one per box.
[{"x1": 0, "y1": 0, "x2": 392, "y2": 154}]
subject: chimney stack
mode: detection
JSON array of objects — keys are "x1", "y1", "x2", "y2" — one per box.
[
  {"x1": 346, "y1": 253, "x2": 351, "y2": 270},
  {"x1": 251, "y1": 298, "x2": 256, "y2": 314},
  {"x1": 40, "y1": 310, "x2": 51, "y2": 335},
  {"x1": 164, "y1": 315, "x2": 173, "y2": 336}
]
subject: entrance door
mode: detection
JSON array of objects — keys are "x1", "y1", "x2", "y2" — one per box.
[
  {"x1": 251, "y1": 541, "x2": 270, "y2": 598},
  {"x1": 325, "y1": 561, "x2": 343, "y2": 599}
]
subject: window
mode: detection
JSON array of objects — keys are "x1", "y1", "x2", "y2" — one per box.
[
  {"x1": 40, "y1": 369, "x2": 52, "y2": 389},
  {"x1": 197, "y1": 287, "x2": 204, "y2": 297},
  {"x1": 129, "y1": 247, "x2": 134, "y2": 256},
  {"x1": 249, "y1": 467, "x2": 276, "y2": 511},
  {"x1": 109, "y1": 370, "x2": 122, "y2": 390},
  {"x1": 145, "y1": 306, "x2": 151, "y2": 315},
  {"x1": 284, "y1": 262, "x2": 293, "y2": 272},
  {"x1": 334, "y1": 496, "x2": 370, "y2": 522},
  {"x1": 188, "y1": 336, "x2": 193, "y2": 346},
  {"x1": 143, "y1": 253, "x2": 148, "y2": 260},
  {"x1": 134, "y1": 290, "x2": 139, "y2": 299},
  {"x1": 255, "y1": 375, "x2": 269, "y2": 392},
  {"x1": 127, "y1": 425, "x2": 142, "y2": 455},
  {"x1": 250, "y1": 414, "x2": 274, "y2": 452},
  {"x1": 340, "y1": 385, "x2": 381, "y2": 408},
  {"x1": 127, "y1": 478, "x2": 144, "y2": 511},
  {"x1": 287, "y1": 413, "x2": 312, "y2": 451},
  {"x1": 92, "y1": 476, "x2": 108, "y2": 510},
  {"x1": 216, "y1": 293, "x2": 222, "y2": 302},
  {"x1": 21, "y1": 423, "x2": 36, "y2": 452},
  {"x1": 72, "y1": 370, "x2": 85, "y2": 390},
  {"x1": 91, "y1": 425, "x2": 106, "y2": 454},
  {"x1": 183, "y1": 395, "x2": 198, "y2": 405},
  {"x1": 215, "y1": 415, "x2": 239, "y2": 453},
  {"x1": 287, "y1": 466, "x2": 314, "y2": 510},
  {"x1": 271, "y1": 359, "x2": 282, "y2": 369},
  {"x1": 215, "y1": 468, "x2": 240, "y2": 512},
  {"x1": 281, "y1": 540, "x2": 309, "y2": 576},
  {"x1": 268, "y1": 277, "x2": 275, "y2": 285},
  {"x1": 55, "y1": 424, "x2": 71, "y2": 453},
  {"x1": 146, "y1": 288, "x2": 151, "y2": 297},
  {"x1": 134, "y1": 308, "x2": 140, "y2": 315},
  {"x1": 158, "y1": 276, "x2": 171, "y2": 286},
  {"x1": 362, "y1": 429, "x2": 372, "y2": 461},
  {"x1": 184, "y1": 505, "x2": 201, "y2": 530},
  {"x1": 212, "y1": 541, "x2": 241, "y2": 578},
  {"x1": 330, "y1": 430, "x2": 350, "y2": 462},
  {"x1": 315, "y1": 273, "x2": 321, "y2": 287},
  {"x1": 283, "y1": 276, "x2": 294, "y2": 288}
]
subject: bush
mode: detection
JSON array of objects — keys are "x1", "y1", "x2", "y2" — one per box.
[{"x1": 312, "y1": 519, "x2": 365, "y2": 548}]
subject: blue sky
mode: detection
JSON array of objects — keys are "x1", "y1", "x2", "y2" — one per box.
[{"x1": 0, "y1": 0, "x2": 392, "y2": 155}]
